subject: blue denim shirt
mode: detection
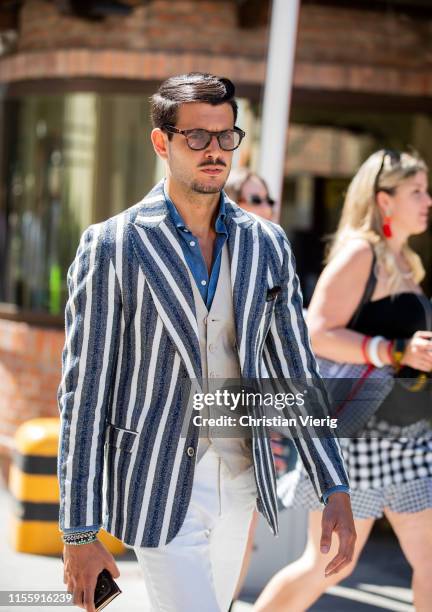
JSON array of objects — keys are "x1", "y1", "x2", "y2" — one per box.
[
  {"x1": 164, "y1": 183, "x2": 228, "y2": 310},
  {"x1": 322, "y1": 485, "x2": 350, "y2": 504}
]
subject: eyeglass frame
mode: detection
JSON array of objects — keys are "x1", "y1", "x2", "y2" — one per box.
[
  {"x1": 161, "y1": 124, "x2": 246, "y2": 151},
  {"x1": 373, "y1": 149, "x2": 401, "y2": 196}
]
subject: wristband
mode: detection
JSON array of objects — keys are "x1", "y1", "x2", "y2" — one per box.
[
  {"x1": 361, "y1": 335, "x2": 372, "y2": 365},
  {"x1": 62, "y1": 530, "x2": 98, "y2": 546},
  {"x1": 367, "y1": 335, "x2": 386, "y2": 368},
  {"x1": 387, "y1": 340, "x2": 395, "y2": 364}
]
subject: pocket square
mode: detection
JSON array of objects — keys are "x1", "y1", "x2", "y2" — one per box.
[{"x1": 266, "y1": 286, "x2": 281, "y2": 301}]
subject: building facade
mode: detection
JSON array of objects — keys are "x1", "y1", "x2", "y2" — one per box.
[{"x1": 0, "y1": 0, "x2": 431, "y2": 476}]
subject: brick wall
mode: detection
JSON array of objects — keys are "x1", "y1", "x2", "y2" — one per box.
[
  {"x1": 17, "y1": 0, "x2": 266, "y2": 57},
  {"x1": 0, "y1": 0, "x2": 430, "y2": 96},
  {"x1": 17, "y1": 1, "x2": 431, "y2": 72},
  {"x1": 0, "y1": 320, "x2": 63, "y2": 482},
  {"x1": 296, "y1": 4, "x2": 432, "y2": 71}
]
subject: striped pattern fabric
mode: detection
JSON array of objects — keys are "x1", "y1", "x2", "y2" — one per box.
[{"x1": 57, "y1": 180, "x2": 349, "y2": 547}]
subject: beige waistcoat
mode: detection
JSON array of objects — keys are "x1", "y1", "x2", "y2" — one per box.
[{"x1": 187, "y1": 243, "x2": 253, "y2": 477}]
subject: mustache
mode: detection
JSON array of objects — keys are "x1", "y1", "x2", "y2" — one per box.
[{"x1": 198, "y1": 159, "x2": 227, "y2": 168}]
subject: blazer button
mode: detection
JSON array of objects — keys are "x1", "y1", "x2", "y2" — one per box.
[{"x1": 186, "y1": 446, "x2": 195, "y2": 458}]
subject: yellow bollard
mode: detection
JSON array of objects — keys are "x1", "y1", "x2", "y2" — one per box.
[{"x1": 9, "y1": 418, "x2": 124, "y2": 556}]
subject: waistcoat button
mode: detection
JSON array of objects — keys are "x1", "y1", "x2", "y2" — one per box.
[{"x1": 186, "y1": 446, "x2": 195, "y2": 458}]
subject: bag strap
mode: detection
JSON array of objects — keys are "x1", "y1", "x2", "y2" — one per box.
[{"x1": 348, "y1": 247, "x2": 377, "y2": 329}]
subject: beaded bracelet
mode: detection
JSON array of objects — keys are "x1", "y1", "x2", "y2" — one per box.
[{"x1": 62, "y1": 530, "x2": 98, "y2": 546}]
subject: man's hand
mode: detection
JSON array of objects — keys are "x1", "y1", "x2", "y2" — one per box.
[
  {"x1": 320, "y1": 492, "x2": 356, "y2": 577},
  {"x1": 63, "y1": 540, "x2": 120, "y2": 612}
]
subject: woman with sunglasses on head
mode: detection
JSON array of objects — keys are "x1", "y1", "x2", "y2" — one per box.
[
  {"x1": 224, "y1": 167, "x2": 275, "y2": 221},
  {"x1": 254, "y1": 150, "x2": 432, "y2": 612}
]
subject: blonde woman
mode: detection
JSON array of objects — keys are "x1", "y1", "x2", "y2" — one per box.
[{"x1": 254, "y1": 150, "x2": 432, "y2": 612}]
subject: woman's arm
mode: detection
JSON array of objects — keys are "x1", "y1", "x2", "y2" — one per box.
[
  {"x1": 308, "y1": 239, "x2": 432, "y2": 371},
  {"x1": 307, "y1": 239, "x2": 391, "y2": 365}
]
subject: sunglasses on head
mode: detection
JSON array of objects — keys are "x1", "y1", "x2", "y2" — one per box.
[
  {"x1": 374, "y1": 149, "x2": 401, "y2": 195},
  {"x1": 242, "y1": 194, "x2": 275, "y2": 207}
]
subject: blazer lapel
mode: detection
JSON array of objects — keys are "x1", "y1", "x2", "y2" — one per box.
[
  {"x1": 129, "y1": 183, "x2": 202, "y2": 383},
  {"x1": 225, "y1": 200, "x2": 269, "y2": 376}
]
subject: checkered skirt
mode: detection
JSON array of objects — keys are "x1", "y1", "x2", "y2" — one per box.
[{"x1": 279, "y1": 418, "x2": 432, "y2": 518}]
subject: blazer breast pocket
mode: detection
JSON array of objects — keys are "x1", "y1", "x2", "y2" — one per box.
[
  {"x1": 266, "y1": 285, "x2": 281, "y2": 302},
  {"x1": 263, "y1": 285, "x2": 281, "y2": 319},
  {"x1": 106, "y1": 424, "x2": 138, "y2": 454}
]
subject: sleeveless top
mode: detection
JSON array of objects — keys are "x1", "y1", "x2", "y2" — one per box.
[{"x1": 342, "y1": 250, "x2": 432, "y2": 489}]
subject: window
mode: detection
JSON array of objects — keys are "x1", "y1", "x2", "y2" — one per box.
[{"x1": 0, "y1": 92, "x2": 158, "y2": 320}]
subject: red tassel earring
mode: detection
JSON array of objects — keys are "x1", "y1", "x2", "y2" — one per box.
[{"x1": 383, "y1": 216, "x2": 392, "y2": 238}]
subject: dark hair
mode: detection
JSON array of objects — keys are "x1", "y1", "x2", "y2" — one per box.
[{"x1": 150, "y1": 73, "x2": 238, "y2": 136}]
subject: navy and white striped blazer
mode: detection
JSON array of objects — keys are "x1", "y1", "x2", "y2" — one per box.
[{"x1": 57, "y1": 180, "x2": 349, "y2": 547}]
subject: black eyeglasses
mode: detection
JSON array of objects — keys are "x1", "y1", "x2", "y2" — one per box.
[
  {"x1": 374, "y1": 149, "x2": 401, "y2": 195},
  {"x1": 242, "y1": 194, "x2": 275, "y2": 207},
  {"x1": 162, "y1": 125, "x2": 245, "y2": 151}
]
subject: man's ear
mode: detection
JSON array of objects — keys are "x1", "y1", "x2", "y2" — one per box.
[{"x1": 151, "y1": 128, "x2": 169, "y2": 161}]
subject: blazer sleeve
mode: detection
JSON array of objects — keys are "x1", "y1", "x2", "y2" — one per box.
[
  {"x1": 264, "y1": 232, "x2": 350, "y2": 502},
  {"x1": 57, "y1": 223, "x2": 122, "y2": 533}
]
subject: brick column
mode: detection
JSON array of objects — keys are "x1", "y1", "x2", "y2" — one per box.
[{"x1": 0, "y1": 320, "x2": 64, "y2": 484}]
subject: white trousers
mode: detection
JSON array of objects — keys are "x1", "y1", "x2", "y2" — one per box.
[{"x1": 134, "y1": 446, "x2": 257, "y2": 612}]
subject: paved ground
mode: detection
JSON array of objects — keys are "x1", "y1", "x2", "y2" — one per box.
[{"x1": 2, "y1": 487, "x2": 414, "y2": 611}]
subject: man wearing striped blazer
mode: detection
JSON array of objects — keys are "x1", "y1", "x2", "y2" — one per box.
[{"x1": 58, "y1": 73, "x2": 355, "y2": 612}]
